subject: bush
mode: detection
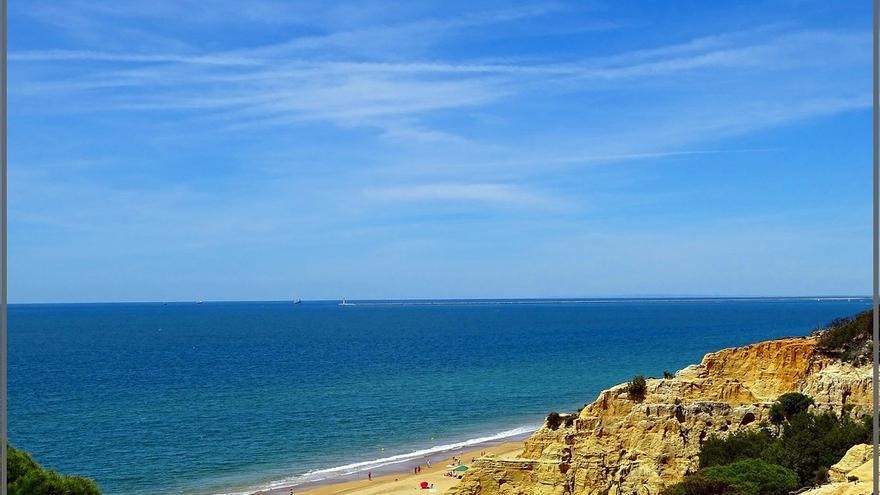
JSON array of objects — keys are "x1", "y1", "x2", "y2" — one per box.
[
  {"x1": 768, "y1": 403, "x2": 785, "y2": 426},
  {"x1": 546, "y1": 412, "x2": 562, "y2": 430},
  {"x1": 699, "y1": 430, "x2": 773, "y2": 469},
  {"x1": 701, "y1": 459, "x2": 799, "y2": 495},
  {"x1": 626, "y1": 375, "x2": 647, "y2": 401},
  {"x1": 9, "y1": 446, "x2": 39, "y2": 485},
  {"x1": 763, "y1": 409, "x2": 870, "y2": 484},
  {"x1": 678, "y1": 393, "x2": 870, "y2": 492},
  {"x1": 776, "y1": 393, "x2": 814, "y2": 419},
  {"x1": 813, "y1": 466, "x2": 829, "y2": 485},
  {"x1": 9, "y1": 445, "x2": 100, "y2": 495},
  {"x1": 665, "y1": 459, "x2": 798, "y2": 495},
  {"x1": 663, "y1": 474, "x2": 735, "y2": 495},
  {"x1": 815, "y1": 311, "x2": 872, "y2": 364},
  {"x1": 769, "y1": 393, "x2": 814, "y2": 425},
  {"x1": 663, "y1": 370, "x2": 675, "y2": 379}
]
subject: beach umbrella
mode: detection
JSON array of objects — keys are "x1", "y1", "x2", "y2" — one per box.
[{"x1": 420, "y1": 481, "x2": 429, "y2": 489}]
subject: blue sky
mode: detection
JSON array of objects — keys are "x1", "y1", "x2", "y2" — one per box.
[{"x1": 8, "y1": 1, "x2": 871, "y2": 303}]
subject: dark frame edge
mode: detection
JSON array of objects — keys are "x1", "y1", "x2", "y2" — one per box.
[
  {"x1": 873, "y1": 0, "x2": 879, "y2": 494},
  {"x1": 2, "y1": 0, "x2": 7, "y2": 491}
]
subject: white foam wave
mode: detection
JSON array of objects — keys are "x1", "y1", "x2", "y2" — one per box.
[{"x1": 211, "y1": 424, "x2": 538, "y2": 495}]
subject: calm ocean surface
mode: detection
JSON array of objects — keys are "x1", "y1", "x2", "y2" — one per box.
[{"x1": 11, "y1": 298, "x2": 871, "y2": 495}]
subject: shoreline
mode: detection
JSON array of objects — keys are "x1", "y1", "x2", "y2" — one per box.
[
  {"x1": 230, "y1": 426, "x2": 536, "y2": 495},
  {"x1": 292, "y1": 441, "x2": 524, "y2": 495}
]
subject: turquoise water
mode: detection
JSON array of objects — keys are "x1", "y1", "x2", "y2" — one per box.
[{"x1": 11, "y1": 298, "x2": 870, "y2": 495}]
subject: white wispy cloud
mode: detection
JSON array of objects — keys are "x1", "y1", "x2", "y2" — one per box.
[
  {"x1": 11, "y1": 25, "x2": 867, "y2": 136},
  {"x1": 9, "y1": 2, "x2": 871, "y2": 301},
  {"x1": 10, "y1": 49, "x2": 262, "y2": 66},
  {"x1": 363, "y1": 183, "x2": 552, "y2": 207},
  {"x1": 230, "y1": 3, "x2": 572, "y2": 58},
  {"x1": 10, "y1": 5, "x2": 871, "y2": 211}
]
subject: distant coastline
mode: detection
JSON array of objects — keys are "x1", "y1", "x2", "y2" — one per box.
[
  {"x1": 328, "y1": 296, "x2": 871, "y2": 307},
  {"x1": 8, "y1": 295, "x2": 871, "y2": 306}
]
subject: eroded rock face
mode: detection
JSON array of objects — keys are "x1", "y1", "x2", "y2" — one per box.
[
  {"x1": 827, "y1": 444, "x2": 871, "y2": 483},
  {"x1": 451, "y1": 337, "x2": 872, "y2": 495},
  {"x1": 800, "y1": 444, "x2": 873, "y2": 495}
]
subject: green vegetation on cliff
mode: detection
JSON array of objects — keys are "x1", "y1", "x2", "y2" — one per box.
[
  {"x1": 663, "y1": 393, "x2": 870, "y2": 495},
  {"x1": 814, "y1": 309, "x2": 872, "y2": 364},
  {"x1": 665, "y1": 459, "x2": 798, "y2": 495},
  {"x1": 625, "y1": 374, "x2": 647, "y2": 401},
  {"x1": 698, "y1": 430, "x2": 773, "y2": 469},
  {"x1": 768, "y1": 392, "x2": 814, "y2": 425},
  {"x1": 9, "y1": 445, "x2": 100, "y2": 495}
]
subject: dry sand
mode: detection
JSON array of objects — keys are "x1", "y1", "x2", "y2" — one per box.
[{"x1": 294, "y1": 441, "x2": 523, "y2": 495}]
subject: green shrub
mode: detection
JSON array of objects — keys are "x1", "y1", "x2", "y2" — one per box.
[
  {"x1": 699, "y1": 429, "x2": 773, "y2": 469},
  {"x1": 9, "y1": 445, "x2": 101, "y2": 495},
  {"x1": 9, "y1": 446, "x2": 40, "y2": 485},
  {"x1": 813, "y1": 466, "x2": 829, "y2": 485},
  {"x1": 814, "y1": 311, "x2": 872, "y2": 364},
  {"x1": 763, "y1": 409, "x2": 870, "y2": 484},
  {"x1": 546, "y1": 411, "x2": 562, "y2": 430},
  {"x1": 678, "y1": 392, "x2": 870, "y2": 493},
  {"x1": 663, "y1": 370, "x2": 674, "y2": 379},
  {"x1": 702, "y1": 459, "x2": 798, "y2": 495},
  {"x1": 774, "y1": 393, "x2": 814, "y2": 420},
  {"x1": 665, "y1": 459, "x2": 798, "y2": 495},
  {"x1": 770, "y1": 393, "x2": 814, "y2": 426},
  {"x1": 626, "y1": 375, "x2": 647, "y2": 401},
  {"x1": 663, "y1": 474, "x2": 735, "y2": 495},
  {"x1": 768, "y1": 403, "x2": 785, "y2": 426}
]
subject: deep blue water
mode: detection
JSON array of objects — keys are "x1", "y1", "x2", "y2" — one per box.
[{"x1": 11, "y1": 298, "x2": 871, "y2": 495}]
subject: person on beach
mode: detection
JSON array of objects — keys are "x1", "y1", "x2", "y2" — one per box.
[{"x1": 368, "y1": 471, "x2": 372, "y2": 481}]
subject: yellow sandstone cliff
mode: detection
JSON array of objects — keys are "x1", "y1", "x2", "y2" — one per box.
[
  {"x1": 799, "y1": 443, "x2": 873, "y2": 495},
  {"x1": 450, "y1": 337, "x2": 872, "y2": 495}
]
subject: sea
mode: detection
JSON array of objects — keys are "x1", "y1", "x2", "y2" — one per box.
[{"x1": 11, "y1": 297, "x2": 871, "y2": 495}]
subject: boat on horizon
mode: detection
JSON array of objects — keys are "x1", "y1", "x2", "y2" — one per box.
[
  {"x1": 293, "y1": 299, "x2": 302, "y2": 304},
  {"x1": 339, "y1": 298, "x2": 354, "y2": 307}
]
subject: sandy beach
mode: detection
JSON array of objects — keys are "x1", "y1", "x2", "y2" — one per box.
[{"x1": 292, "y1": 442, "x2": 523, "y2": 495}]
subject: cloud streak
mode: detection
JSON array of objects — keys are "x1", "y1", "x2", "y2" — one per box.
[
  {"x1": 364, "y1": 183, "x2": 553, "y2": 207},
  {"x1": 11, "y1": 25, "x2": 867, "y2": 139},
  {"x1": 8, "y1": 1, "x2": 871, "y2": 301}
]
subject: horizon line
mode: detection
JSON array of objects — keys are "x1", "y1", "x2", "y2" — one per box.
[{"x1": 8, "y1": 294, "x2": 872, "y2": 306}]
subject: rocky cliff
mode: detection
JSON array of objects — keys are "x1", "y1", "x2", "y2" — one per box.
[
  {"x1": 800, "y1": 443, "x2": 873, "y2": 495},
  {"x1": 450, "y1": 337, "x2": 872, "y2": 495}
]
